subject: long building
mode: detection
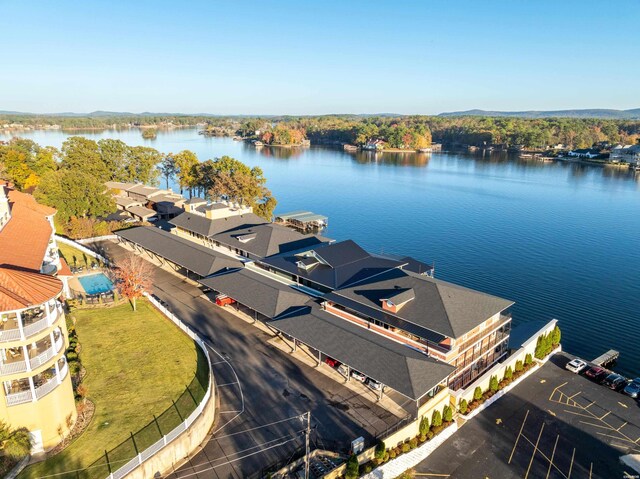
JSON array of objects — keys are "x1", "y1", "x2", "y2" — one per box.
[{"x1": 0, "y1": 183, "x2": 76, "y2": 452}]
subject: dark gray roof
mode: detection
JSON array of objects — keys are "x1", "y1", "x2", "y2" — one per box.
[
  {"x1": 261, "y1": 240, "x2": 404, "y2": 290},
  {"x1": 185, "y1": 197, "x2": 207, "y2": 205},
  {"x1": 199, "y1": 269, "x2": 309, "y2": 319},
  {"x1": 381, "y1": 287, "x2": 415, "y2": 305},
  {"x1": 328, "y1": 268, "x2": 514, "y2": 339},
  {"x1": 270, "y1": 304, "x2": 455, "y2": 400},
  {"x1": 212, "y1": 223, "x2": 328, "y2": 259},
  {"x1": 115, "y1": 226, "x2": 242, "y2": 277},
  {"x1": 169, "y1": 211, "x2": 265, "y2": 237}
]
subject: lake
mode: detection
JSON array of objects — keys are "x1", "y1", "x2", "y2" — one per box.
[{"x1": 4, "y1": 128, "x2": 639, "y2": 376}]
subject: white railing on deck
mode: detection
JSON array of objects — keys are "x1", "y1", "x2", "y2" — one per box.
[
  {"x1": 0, "y1": 359, "x2": 28, "y2": 375},
  {"x1": 59, "y1": 358, "x2": 69, "y2": 380},
  {"x1": 23, "y1": 317, "x2": 48, "y2": 338},
  {"x1": 6, "y1": 389, "x2": 33, "y2": 406},
  {"x1": 0, "y1": 328, "x2": 21, "y2": 343},
  {"x1": 29, "y1": 345, "x2": 56, "y2": 370},
  {"x1": 34, "y1": 376, "x2": 58, "y2": 399},
  {"x1": 106, "y1": 292, "x2": 213, "y2": 479}
]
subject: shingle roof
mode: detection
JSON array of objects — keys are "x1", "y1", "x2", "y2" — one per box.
[
  {"x1": 169, "y1": 211, "x2": 266, "y2": 238},
  {"x1": 329, "y1": 268, "x2": 514, "y2": 339},
  {"x1": 0, "y1": 267, "x2": 63, "y2": 311},
  {"x1": 105, "y1": 181, "x2": 137, "y2": 192},
  {"x1": 212, "y1": 223, "x2": 328, "y2": 259},
  {"x1": 126, "y1": 185, "x2": 165, "y2": 198},
  {"x1": 199, "y1": 269, "x2": 309, "y2": 319},
  {"x1": 116, "y1": 226, "x2": 242, "y2": 277},
  {"x1": 0, "y1": 184, "x2": 55, "y2": 271},
  {"x1": 127, "y1": 205, "x2": 157, "y2": 219},
  {"x1": 115, "y1": 197, "x2": 143, "y2": 208},
  {"x1": 261, "y1": 240, "x2": 403, "y2": 290},
  {"x1": 270, "y1": 303, "x2": 455, "y2": 400}
]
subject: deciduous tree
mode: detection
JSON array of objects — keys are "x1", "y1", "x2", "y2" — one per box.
[{"x1": 113, "y1": 253, "x2": 154, "y2": 311}]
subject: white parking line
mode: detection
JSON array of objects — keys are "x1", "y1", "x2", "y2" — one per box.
[{"x1": 217, "y1": 382, "x2": 239, "y2": 387}]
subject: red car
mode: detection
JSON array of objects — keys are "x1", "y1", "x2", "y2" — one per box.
[
  {"x1": 584, "y1": 366, "x2": 608, "y2": 382},
  {"x1": 215, "y1": 295, "x2": 236, "y2": 306},
  {"x1": 325, "y1": 357, "x2": 341, "y2": 368}
]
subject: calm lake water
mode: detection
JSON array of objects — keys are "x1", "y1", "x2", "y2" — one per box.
[{"x1": 4, "y1": 128, "x2": 640, "y2": 376}]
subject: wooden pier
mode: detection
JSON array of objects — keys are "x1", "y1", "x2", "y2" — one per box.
[{"x1": 591, "y1": 350, "x2": 619, "y2": 367}]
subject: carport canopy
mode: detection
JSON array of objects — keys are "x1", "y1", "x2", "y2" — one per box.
[
  {"x1": 116, "y1": 226, "x2": 243, "y2": 277},
  {"x1": 270, "y1": 303, "x2": 455, "y2": 401}
]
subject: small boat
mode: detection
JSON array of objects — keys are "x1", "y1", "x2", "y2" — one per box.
[
  {"x1": 418, "y1": 148, "x2": 432, "y2": 153},
  {"x1": 253, "y1": 141, "x2": 264, "y2": 147},
  {"x1": 343, "y1": 144, "x2": 359, "y2": 152}
]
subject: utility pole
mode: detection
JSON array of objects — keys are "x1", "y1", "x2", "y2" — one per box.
[{"x1": 304, "y1": 411, "x2": 311, "y2": 479}]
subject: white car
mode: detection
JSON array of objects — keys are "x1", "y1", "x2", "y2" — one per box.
[
  {"x1": 351, "y1": 370, "x2": 366, "y2": 382},
  {"x1": 566, "y1": 358, "x2": 587, "y2": 373},
  {"x1": 366, "y1": 378, "x2": 382, "y2": 391}
]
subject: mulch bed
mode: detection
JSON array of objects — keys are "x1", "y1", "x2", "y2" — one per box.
[{"x1": 45, "y1": 399, "x2": 95, "y2": 457}]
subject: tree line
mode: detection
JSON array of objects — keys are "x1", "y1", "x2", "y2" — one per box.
[{"x1": 0, "y1": 137, "x2": 276, "y2": 237}]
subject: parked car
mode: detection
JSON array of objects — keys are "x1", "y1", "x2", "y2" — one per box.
[
  {"x1": 623, "y1": 378, "x2": 640, "y2": 398},
  {"x1": 566, "y1": 358, "x2": 588, "y2": 373},
  {"x1": 337, "y1": 364, "x2": 349, "y2": 377},
  {"x1": 325, "y1": 357, "x2": 341, "y2": 368},
  {"x1": 366, "y1": 378, "x2": 382, "y2": 391},
  {"x1": 215, "y1": 294, "x2": 236, "y2": 306},
  {"x1": 584, "y1": 366, "x2": 608, "y2": 382},
  {"x1": 602, "y1": 373, "x2": 629, "y2": 391},
  {"x1": 351, "y1": 370, "x2": 366, "y2": 382}
]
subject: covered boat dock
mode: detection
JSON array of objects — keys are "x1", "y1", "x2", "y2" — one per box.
[{"x1": 274, "y1": 210, "x2": 328, "y2": 232}]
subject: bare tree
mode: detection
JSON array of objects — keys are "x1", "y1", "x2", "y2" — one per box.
[{"x1": 113, "y1": 253, "x2": 154, "y2": 311}]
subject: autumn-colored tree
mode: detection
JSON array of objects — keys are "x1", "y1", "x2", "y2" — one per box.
[{"x1": 113, "y1": 253, "x2": 154, "y2": 311}]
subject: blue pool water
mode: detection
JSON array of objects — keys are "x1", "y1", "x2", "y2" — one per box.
[{"x1": 78, "y1": 273, "x2": 114, "y2": 295}]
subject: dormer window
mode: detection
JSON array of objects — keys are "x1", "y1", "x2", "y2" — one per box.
[
  {"x1": 380, "y1": 287, "x2": 415, "y2": 313},
  {"x1": 236, "y1": 232, "x2": 257, "y2": 243},
  {"x1": 296, "y1": 257, "x2": 320, "y2": 272}
]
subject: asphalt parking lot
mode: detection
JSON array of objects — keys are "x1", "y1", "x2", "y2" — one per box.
[
  {"x1": 415, "y1": 352, "x2": 640, "y2": 479},
  {"x1": 95, "y1": 241, "x2": 402, "y2": 478}
]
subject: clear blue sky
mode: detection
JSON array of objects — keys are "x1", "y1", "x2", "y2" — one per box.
[{"x1": 2, "y1": 0, "x2": 638, "y2": 115}]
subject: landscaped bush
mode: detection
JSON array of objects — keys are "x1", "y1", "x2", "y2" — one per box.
[
  {"x1": 489, "y1": 375, "x2": 499, "y2": 393},
  {"x1": 525, "y1": 353, "x2": 533, "y2": 365},
  {"x1": 431, "y1": 410, "x2": 442, "y2": 429},
  {"x1": 504, "y1": 366, "x2": 513, "y2": 381},
  {"x1": 551, "y1": 325, "x2": 561, "y2": 347},
  {"x1": 401, "y1": 442, "x2": 411, "y2": 453},
  {"x1": 389, "y1": 449, "x2": 397, "y2": 459},
  {"x1": 409, "y1": 437, "x2": 418, "y2": 449},
  {"x1": 515, "y1": 360, "x2": 523, "y2": 372},
  {"x1": 374, "y1": 440, "x2": 386, "y2": 462},
  {"x1": 443, "y1": 405, "x2": 453, "y2": 422},
  {"x1": 473, "y1": 386, "x2": 483, "y2": 401},
  {"x1": 534, "y1": 328, "x2": 560, "y2": 359},
  {"x1": 459, "y1": 399, "x2": 468, "y2": 414},
  {"x1": 345, "y1": 454, "x2": 359, "y2": 479},
  {"x1": 419, "y1": 415, "x2": 429, "y2": 439}
]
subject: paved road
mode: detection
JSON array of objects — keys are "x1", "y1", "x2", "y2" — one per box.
[
  {"x1": 97, "y1": 241, "x2": 400, "y2": 478},
  {"x1": 415, "y1": 352, "x2": 640, "y2": 479}
]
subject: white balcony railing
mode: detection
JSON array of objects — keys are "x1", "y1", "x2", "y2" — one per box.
[
  {"x1": 0, "y1": 359, "x2": 28, "y2": 376},
  {"x1": 59, "y1": 359, "x2": 69, "y2": 380},
  {"x1": 0, "y1": 328, "x2": 21, "y2": 343},
  {"x1": 5, "y1": 389, "x2": 33, "y2": 406},
  {"x1": 22, "y1": 316, "x2": 48, "y2": 338},
  {"x1": 34, "y1": 376, "x2": 58, "y2": 400},
  {"x1": 29, "y1": 337, "x2": 62, "y2": 370}
]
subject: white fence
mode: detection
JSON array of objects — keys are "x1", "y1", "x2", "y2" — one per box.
[{"x1": 106, "y1": 292, "x2": 214, "y2": 479}]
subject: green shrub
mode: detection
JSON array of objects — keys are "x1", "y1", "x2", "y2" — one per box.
[
  {"x1": 66, "y1": 351, "x2": 78, "y2": 361},
  {"x1": 431, "y1": 410, "x2": 442, "y2": 428},
  {"x1": 459, "y1": 399, "x2": 468, "y2": 414},
  {"x1": 473, "y1": 386, "x2": 482, "y2": 401},
  {"x1": 389, "y1": 449, "x2": 397, "y2": 459},
  {"x1": 419, "y1": 434, "x2": 427, "y2": 443},
  {"x1": 409, "y1": 437, "x2": 418, "y2": 449},
  {"x1": 525, "y1": 353, "x2": 533, "y2": 365},
  {"x1": 362, "y1": 463, "x2": 373, "y2": 474},
  {"x1": 419, "y1": 415, "x2": 429, "y2": 437},
  {"x1": 401, "y1": 442, "x2": 411, "y2": 453},
  {"x1": 345, "y1": 454, "x2": 359, "y2": 479},
  {"x1": 443, "y1": 405, "x2": 453, "y2": 422},
  {"x1": 504, "y1": 366, "x2": 513, "y2": 381},
  {"x1": 551, "y1": 325, "x2": 561, "y2": 346},
  {"x1": 374, "y1": 440, "x2": 386, "y2": 461},
  {"x1": 427, "y1": 430, "x2": 434, "y2": 440},
  {"x1": 515, "y1": 360, "x2": 523, "y2": 372},
  {"x1": 383, "y1": 451, "x2": 389, "y2": 462},
  {"x1": 489, "y1": 375, "x2": 499, "y2": 392}
]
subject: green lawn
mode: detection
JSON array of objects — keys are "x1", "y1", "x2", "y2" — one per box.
[
  {"x1": 20, "y1": 300, "x2": 204, "y2": 478},
  {"x1": 58, "y1": 242, "x2": 103, "y2": 269}
]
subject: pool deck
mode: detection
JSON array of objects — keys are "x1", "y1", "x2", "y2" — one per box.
[{"x1": 68, "y1": 270, "x2": 113, "y2": 296}]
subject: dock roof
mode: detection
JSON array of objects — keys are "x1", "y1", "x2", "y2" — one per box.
[
  {"x1": 116, "y1": 226, "x2": 242, "y2": 277},
  {"x1": 199, "y1": 268, "x2": 309, "y2": 319},
  {"x1": 270, "y1": 303, "x2": 455, "y2": 400},
  {"x1": 328, "y1": 268, "x2": 514, "y2": 339},
  {"x1": 276, "y1": 211, "x2": 328, "y2": 223},
  {"x1": 169, "y1": 211, "x2": 266, "y2": 238}
]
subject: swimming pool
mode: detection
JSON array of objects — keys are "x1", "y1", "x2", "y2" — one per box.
[{"x1": 78, "y1": 273, "x2": 114, "y2": 295}]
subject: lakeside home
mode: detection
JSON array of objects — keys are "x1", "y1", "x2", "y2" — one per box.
[{"x1": 0, "y1": 183, "x2": 76, "y2": 452}]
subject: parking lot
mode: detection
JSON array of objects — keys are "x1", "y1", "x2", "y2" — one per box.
[
  {"x1": 415, "y1": 352, "x2": 640, "y2": 478},
  {"x1": 95, "y1": 240, "x2": 403, "y2": 478}
]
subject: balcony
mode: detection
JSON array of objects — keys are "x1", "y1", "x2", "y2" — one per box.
[
  {"x1": 29, "y1": 332, "x2": 63, "y2": 370},
  {"x1": 0, "y1": 303, "x2": 61, "y2": 344},
  {"x1": 4, "y1": 378, "x2": 32, "y2": 406}
]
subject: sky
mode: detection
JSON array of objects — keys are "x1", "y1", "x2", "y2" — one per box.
[{"x1": 1, "y1": 0, "x2": 639, "y2": 115}]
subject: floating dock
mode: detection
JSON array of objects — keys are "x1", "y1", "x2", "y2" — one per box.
[
  {"x1": 591, "y1": 350, "x2": 619, "y2": 367},
  {"x1": 274, "y1": 210, "x2": 328, "y2": 233}
]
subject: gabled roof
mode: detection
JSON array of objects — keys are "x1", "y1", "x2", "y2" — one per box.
[
  {"x1": 105, "y1": 181, "x2": 137, "y2": 192},
  {"x1": 169, "y1": 211, "x2": 266, "y2": 238},
  {"x1": 270, "y1": 303, "x2": 455, "y2": 400},
  {"x1": 0, "y1": 267, "x2": 63, "y2": 312},
  {"x1": 199, "y1": 269, "x2": 309, "y2": 319},
  {"x1": 0, "y1": 184, "x2": 55, "y2": 271},
  {"x1": 185, "y1": 197, "x2": 208, "y2": 205},
  {"x1": 115, "y1": 196, "x2": 143, "y2": 208},
  {"x1": 261, "y1": 240, "x2": 403, "y2": 290},
  {"x1": 127, "y1": 205, "x2": 157, "y2": 219},
  {"x1": 212, "y1": 223, "x2": 328, "y2": 259},
  {"x1": 381, "y1": 287, "x2": 415, "y2": 305},
  {"x1": 328, "y1": 268, "x2": 514, "y2": 339},
  {"x1": 116, "y1": 226, "x2": 243, "y2": 277},
  {"x1": 126, "y1": 184, "x2": 165, "y2": 198}
]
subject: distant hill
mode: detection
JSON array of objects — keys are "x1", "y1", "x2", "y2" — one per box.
[{"x1": 438, "y1": 108, "x2": 640, "y2": 119}]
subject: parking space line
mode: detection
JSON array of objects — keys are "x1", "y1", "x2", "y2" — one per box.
[
  {"x1": 595, "y1": 431, "x2": 638, "y2": 444},
  {"x1": 600, "y1": 411, "x2": 611, "y2": 420},
  {"x1": 216, "y1": 382, "x2": 239, "y2": 387},
  {"x1": 568, "y1": 391, "x2": 582, "y2": 399},
  {"x1": 589, "y1": 462, "x2": 593, "y2": 479},
  {"x1": 524, "y1": 422, "x2": 545, "y2": 479},
  {"x1": 546, "y1": 435, "x2": 559, "y2": 479},
  {"x1": 579, "y1": 420, "x2": 618, "y2": 431},
  {"x1": 567, "y1": 447, "x2": 576, "y2": 479},
  {"x1": 563, "y1": 409, "x2": 596, "y2": 419},
  {"x1": 584, "y1": 400, "x2": 596, "y2": 409},
  {"x1": 618, "y1": 422, "x2": 628, "y2": 431},
  {"x1": 549, "y1": 382, "x2": 568, "y2": 401},
  {"x1": 519, "y1": 434, "x2": 569, "y2": 479},
  {"x1": 508, "y1": 409, "x2": 529, "y2": 464}
]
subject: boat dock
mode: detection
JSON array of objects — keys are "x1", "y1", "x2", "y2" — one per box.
[
  {"x1": 591, "y1": 349, "x2": 619, "y2": 367},
  {"x1": 274, "y1": 210, "x2": 328, "y2": 233}
]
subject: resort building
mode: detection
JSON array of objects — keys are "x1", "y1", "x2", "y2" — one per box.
[
  {"x1": 105, "y1": 181, "x2": 186, "y2": 220},
  {"x1": 0, "y1": 182, "x2": 75, "y2": 452}
]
